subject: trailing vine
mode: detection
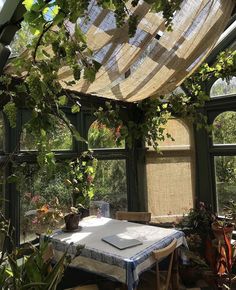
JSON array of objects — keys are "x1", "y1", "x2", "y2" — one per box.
[
  {"x1": 94, "y1": 49, "x2": 236, "y2": 149},
  {"x1": 0, "y1": 0, "x2": 183, "y2": 169}
]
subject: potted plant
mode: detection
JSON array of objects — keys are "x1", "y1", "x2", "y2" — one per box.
[
  {"x1": 64, "y1": 206, "x2": 81, "y2": 231},
  {"x1": 177, "y1": 203, "x2": 214, "y2": 284},
  {"x1": 0, "y1": 208, "x2": 81, "y2": 290},
  {"x1": 64, "y1": 150, "x2": 97, "y2": 231}
]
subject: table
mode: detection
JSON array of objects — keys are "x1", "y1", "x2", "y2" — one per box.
[{"x1": 48, "y1": 217, "x2": 186, "y2": 290}]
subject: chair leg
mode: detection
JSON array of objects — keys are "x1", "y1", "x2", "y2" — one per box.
[
  {"x1": 171, "y1": 250, "x2": 179, "y2": 290},
  {"x1": 156, "y1": 262, "x2": 161, "y2": 290},
  {"x1": 166, "y1": 252, "x2": 174, "y2": 290}
]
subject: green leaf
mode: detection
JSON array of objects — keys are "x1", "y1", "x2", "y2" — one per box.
[
  {"x1": 84, "y1": 66, "x2": 96, "y2": 83},
  {"x1": 3, "y1": 101, "x2": 17, "y2": 128},
  {"x1": 53, "y1": 12, "x2": 65, "y2": 25},
  {"x1": 101, "y1": 0, "x2": 116, "y2": 10},
  {"x1": 7, "y1": 175, "x2": 17, "y2": 183},
  {"x1": 58, "y1": 95, "x2": 68, "y2": 106},
  {"x1": 93, "y1": 60, "x2": 102, "y2": 72},
  {"x1": 71, "y1": 104, "x2": 80, "y2": 113},
  {"x1": 51, "y1": 5, "x2": 59, "y2": 17},
  {"x1": 43, "y1": 6, "x2": 50, "y2": 15},
  {"x1": 23, "y1": 0, "x2": 34, "y2": 11},
  {"x1": 74, "y1": 24, "x2": 86, "y2": 43}
]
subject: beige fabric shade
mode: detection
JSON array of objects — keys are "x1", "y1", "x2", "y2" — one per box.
[{"x1": 58, "y1": 0, "x2": 235, "y2": 102}]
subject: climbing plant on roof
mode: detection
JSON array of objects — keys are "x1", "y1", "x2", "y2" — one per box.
[
  {"x1": 0, "y1": 0, "x2": 235, "y2": 166},
  {"x1": 94, "y1": 49, "x2": 236, "y2": 149},
  {"x1": 0, "y1": 0, "x2": 183, "y2": 168}
]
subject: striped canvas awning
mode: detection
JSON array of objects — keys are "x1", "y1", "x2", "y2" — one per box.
[{"x1": 9, "y1": 0, "x2": 236, "y2": 102}]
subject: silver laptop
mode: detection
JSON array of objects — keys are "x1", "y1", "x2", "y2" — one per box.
[{"x1": 102, "y1": 234, "x2": 142, "y2": 250}]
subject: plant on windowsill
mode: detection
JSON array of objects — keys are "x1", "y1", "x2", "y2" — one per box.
[{"x1": 63, "y1": 150, "x2": 97, "y2": 231}]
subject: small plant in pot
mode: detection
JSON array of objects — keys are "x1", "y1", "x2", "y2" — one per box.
[
  {"x1": 64, "y1": 207, "x2": 81, "y2": 231},
  {"x1": 64, "y1": 150, "x2": 97, "y2": 231},
  {"x1": 177, "y1": 202, "x2": 215, "y2": 283}
]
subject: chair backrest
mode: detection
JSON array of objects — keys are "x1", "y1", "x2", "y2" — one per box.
[
  {"x1": 152, "y1": 238, "x2": 177, "y2": 290},
  {"x1": 116, "y1": 211, "x2": 151, "y2": 224}
]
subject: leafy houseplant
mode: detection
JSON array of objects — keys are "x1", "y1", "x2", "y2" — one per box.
[
  {"x1": 178, "y1": 202, "x2": 216, "y2": 241},
  {"x1": 64, "y1": 150, "x2": 97, "y2": 231},
  {"x1": 0, "y1": 208, "x2": 80, "y2": 290},
  {"x1": 178, "y1": 202, "x2": 236, "y2": 289}
]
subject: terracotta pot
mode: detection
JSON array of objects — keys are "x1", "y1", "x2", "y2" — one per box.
[
  {"x1": 64, "y1": 213, "x2": 80, "y2": 231},
  {"x1": 211, "y1": 222, "x2": 234, "y2": 243}
]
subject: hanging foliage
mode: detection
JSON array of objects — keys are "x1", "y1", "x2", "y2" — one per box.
[
  {"x1": 94, "y1": 49, "x2": 236, "y2": 149},
  {"x1": 0, "y1": 0, "x2": 183, "y2": 167}
]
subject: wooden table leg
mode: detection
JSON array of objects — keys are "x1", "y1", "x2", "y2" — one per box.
[{"x1": 171, "y1": 249, "x2": 180, "y2": 290}]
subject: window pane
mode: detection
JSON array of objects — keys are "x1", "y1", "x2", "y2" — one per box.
[
  {"x1": 0, "y1": 112, "x2": 4, "y2": 151},
  {"x1": 210, "y1": 77, "x2": 236, "y2": 97},
  {"x1": 20, "y1": 115, "x2": 73, "y2": 151},
  {"x1": 213, "y1": 111, "x2": 236, "y2": 145},
  {"x1": 214, "y1": 156, "x2": 236, "y2": 215},
  {"x1": 19, "y1": 164, "x2": 71, "y2": 242},
  {"x1": 88, "y1": 120, "x2": 125, "y2": 149},
  {"x1": 92, "y1": 160, "x2": 127, "y2": 217}
]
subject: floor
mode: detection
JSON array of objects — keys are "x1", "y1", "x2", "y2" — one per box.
[{"x1": 57, "y1": 267, "x2": 236, "y2": 290}]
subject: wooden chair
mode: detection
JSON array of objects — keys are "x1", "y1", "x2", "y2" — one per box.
[
  {"x1": 116, "y1": 211, "x2": 151, "y2": 224},
  {"x1": 152, "y1": 238, "x2": 177, "y2": 290}
]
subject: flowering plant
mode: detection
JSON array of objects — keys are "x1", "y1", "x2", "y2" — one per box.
[{"x1": 23, "y1": 195, "x2": 64, "y2": 236}]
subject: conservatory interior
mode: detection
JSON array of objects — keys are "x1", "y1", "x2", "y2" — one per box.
[{"x1": 0, "y1": 0, "x2": 236, "y2": 290}]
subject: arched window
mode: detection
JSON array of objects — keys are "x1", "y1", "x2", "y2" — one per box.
[
  {"x1": 212, "y1": 111, "x2": 236, "y2": 215},
  {"x1": 210, "y1": 77, "x2": 236, "y2": 98},
  {"x1": 213, "y1": 111, "x2": 236, "y2": 145},
  {"x1": 88, "y1": 120, "x2": 125, "y2": 149},
  {"x1": 87, "y1": 120, "x2": 127, "y2": 217},
  {"x1": 20, "y1": 115, "x2": 73, "y2": 151}
]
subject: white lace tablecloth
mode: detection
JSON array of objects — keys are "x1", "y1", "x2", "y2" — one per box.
[{"x1": 47, "y1": 217, "x2": 186, "y2": 290}]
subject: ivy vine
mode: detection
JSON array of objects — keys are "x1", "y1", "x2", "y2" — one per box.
[
  {"x1": 0, "y1": 0, "x2": 183, "y2": 169},
  {"x1": 94, "y1": 49, "x2": 236, "y2": 149}
]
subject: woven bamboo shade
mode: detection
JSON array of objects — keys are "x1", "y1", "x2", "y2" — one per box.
[{"x1": 58, "y1": 0, "x2": 234, "y2": 102}]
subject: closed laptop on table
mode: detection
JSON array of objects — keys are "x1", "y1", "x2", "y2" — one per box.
[{"x1": 102, "y1": 234, "x2": 142, "y2": 250}]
